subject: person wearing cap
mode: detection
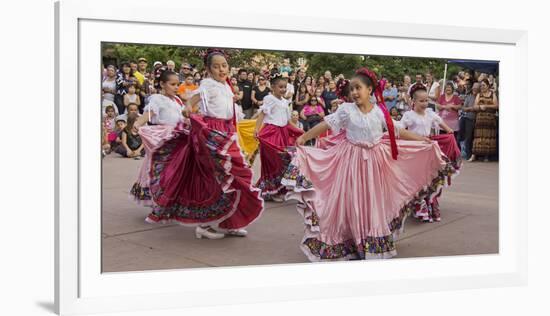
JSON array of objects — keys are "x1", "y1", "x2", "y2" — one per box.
[{"x1": 137, "y1": 57, "x2": 149, "y2": 77}]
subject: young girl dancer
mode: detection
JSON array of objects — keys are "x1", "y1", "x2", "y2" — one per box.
[
  {"x1": 254, "y1": 73, "x2": 304, "y2": 202},
  {"x1": 146, "y1": 48, "x2": 264, "y2": 239},
  {"x1": 282, "y1": 67, "x2": 456, "y2": 261},
  {"x1": 400, "y1": 83, "x2": 461, "y2": 222},
  {"x1": 130, "y1": 69, "x2": 184, "y2": 205}
]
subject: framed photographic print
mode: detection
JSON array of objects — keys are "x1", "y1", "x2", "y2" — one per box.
[{"x1": 55, "y1": 0, "x2": 527, "y2": 314}]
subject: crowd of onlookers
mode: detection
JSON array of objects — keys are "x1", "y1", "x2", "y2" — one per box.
[{"x1": 102, "y1": 56, "x2": 499, "y2": 161}]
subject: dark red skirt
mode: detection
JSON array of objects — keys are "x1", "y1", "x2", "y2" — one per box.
[
  {"x1": 256, "y1": 123, "x2": 303, "y2": 197},
  {"x1": 146, "y1": 114, "x2": 264, "y2": 230},
  {"x1": 431, "y1": 133, "x2": 462, "y2": 169}
]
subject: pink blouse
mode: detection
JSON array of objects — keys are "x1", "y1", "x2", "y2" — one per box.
[
  {"x1": 437, "y1": 94, "x2": 462, "y2": 131},
  {"x1": 303, "y1": 105, "x2": 324, "y2": 117}
]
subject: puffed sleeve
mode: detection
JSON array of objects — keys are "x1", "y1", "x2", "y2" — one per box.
[
  {"x1": 324, "y1": 103, "x2": 350, "y2": 133},
  {"x1": 143, "y1": 94, "x2": 161, "y2": 117},
  {"x1": 399, "y1": 110, "x2": 413, "y2": 129},
  {"x1": 259, "y1": 95, "x2": 276, "y2": 115}
]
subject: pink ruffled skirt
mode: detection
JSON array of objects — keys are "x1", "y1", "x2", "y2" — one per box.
[{"x1": 282, "y1": 133, "x2": 457, "y2": 261}]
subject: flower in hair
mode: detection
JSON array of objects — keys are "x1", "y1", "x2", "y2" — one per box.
[
  {"x1": 409, "y1": 82, "x2": 427, "y2": 98},
  {"x1": 355, "y1": 67, "x2": 378, "y2": 86},
  {"x1": 199, "y1": 48, "x2": 229, "y2": 65}
]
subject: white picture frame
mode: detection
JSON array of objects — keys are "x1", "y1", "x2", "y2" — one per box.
[{"x1": 55, "y1": 0, "x2": 527, "y2": 314}]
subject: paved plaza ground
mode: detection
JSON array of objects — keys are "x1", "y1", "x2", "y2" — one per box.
[{"x1": 101, "y1": 153, "x2": 498, "y2": 272}]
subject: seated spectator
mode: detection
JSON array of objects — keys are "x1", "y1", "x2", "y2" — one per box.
[
  {"x1": 116, "y1": 103, "x2": 141, "y2": 122},
  {"x1": 112, "y1": 117, "x2": 127, "y2": 152},
  {"x1": 115, "y1": 113, "x2": 145, "y2": 159}
]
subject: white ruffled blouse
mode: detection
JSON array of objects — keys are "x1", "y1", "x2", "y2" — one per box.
[
  {"x1": 324, "y1": 102, "x2": 400, "y2": 145},
  {"x1": 143, "y1": 94, "x2": 183, "y2": 126},
  {"x1": 399, "y1": 108, "x2": 443, "y2": 137},
  {"x1": 198, "y1": 78, "x2": 243, "y2": 121},
  {"x1": 259, "y1": 94, "x2": 291, "y2": 127}
]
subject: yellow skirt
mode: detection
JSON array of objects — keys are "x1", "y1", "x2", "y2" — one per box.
[{"x1": 237, "y1": 119, "x2": 259, "y2": 163}]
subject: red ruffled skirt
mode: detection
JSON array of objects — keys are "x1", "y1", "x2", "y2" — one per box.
[
  {"x1": 256, "y1": 123, "x2": 303, "y2": 198},
  {"x1": 146, "y1": 114, "x2": 264, "y2": 230}
]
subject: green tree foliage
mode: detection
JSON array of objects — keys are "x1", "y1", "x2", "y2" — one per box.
[
  {"x1": 305, "y1": 53, "x2": 364, "y2": 78},
  {"x1": 102, "y1": 43, "x2": 462, "y2": 82}
]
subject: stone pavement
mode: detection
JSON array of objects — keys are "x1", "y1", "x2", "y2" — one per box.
[{"x1": 101, "y1": 154, "x2": 498, "y2": 272}]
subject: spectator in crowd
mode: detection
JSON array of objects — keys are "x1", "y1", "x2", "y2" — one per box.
[
  {"x1": 116, "y1": 113, "x2": 145, "y2": 159},
  {"x1": 437, "y1": 81, "x2": 463, "y2": 144},
  {"x1": 166, "y1": 60, "x2": 176, "y2": 72},
  {"x1": 314, "y1": 87, "x2": 326, "y2": 110},
  {"x1": 321, "y1": 79, "x2": 338, "y2": 115},
  {"x1": 230, "y1": 76, "x2": 243, "y2": 104},
  {"x1": 152, "y1": 61, "x2": 163, "y2": 90},
  {"x1": 390, "y1": 106, "x2": 402, "y2": 121},
  {"x1": 300, "y1": 95, "x2": 325, "y2": 133},
  {"x1": 396, "y1": 83, "x2": 409, "y2": 112},
  {"x1": 460, "y1": 82, "x2": 479, "y2": 160},
  {"x1": 237, "y1": 69, "x2": 254, "y2": 118},
  {"x1": 115, "y1": 61, "x2": 137, "y2": 115},
  {"x1": 283, "y1": 72, "x2": 295, "y2": 103},
  {"x1": 247, "y1": 71, "x2": 255, "y2": 84},
  {"x1": 407, "y1": 73, "x2": 424, "y2": 96},
  {"x1": 102, "y1": 105, "x2": 117, "y2": 154},
  {"x1": 294, "y1": 68, "x2": 306, "y2": 93},
  {"x1": 323, "y1": 70, "x2": 332, "y2": 82},
  {"x1": 130, "y1": 61, "x2": 145, "y2": 86},
  {"x1": 425, "y1": 72, "x2": 440, "y2": 111},
  {"x1": 294, "y1": 82, "x2": 311, "y2": 114},
  {"x1": 471, "y1": 79, "x2": 498, "y2": 162},
  {"x1": 179, "y1": 62, "x2": 193, "y2": 83},
  {"x1": 279, "y1": 58, "x2": 292, "y2": 74},
  {"x1": 116, "y1": 103, "x2": 141, "y2": 123},
  {"x1": 316, "y1": 76, "x2": 327, "y2": 91},
  {"x1": 177, "y1": 73, "x2": 199, "y2": 104},
  {"x1": 383, "y1": 79, "x2": 398, "y2": 111},
  {"x1": 130, "y1": 60, "x2": 146, "y2": 112},
  {"x1": 111, "y1": 117, "x2": 126, "y2": 153},
  {"x1": 193, "y1": 71, "x2": 202, "y2": 85},
  {"x1": 288, "y1": 71, "x2": 296, "y2": 88},
  {"x1": 137, "y1": 57, "x2": 149, "y2": 79},
  {"x1": 123, "y1": 84, "x2": 141, "y2": 114},
  {"x1": 145, "y1": 72, "x2": 157, "y2": 100},
  {"x1": 251, "y1": 75, "x2": 271, "y2": 111},
  {"x1": 102, "y1": 65, "x2": 117, "y2": 105},
  {"x1": 289, "y1": 110, "x2": 304, "y2": 130},
  {"x1": 488, "y1": 74, "x2": 498, "y2": 92},
  {"x1": 304, "y1": 75, "x2": 314, "y2": 95}
]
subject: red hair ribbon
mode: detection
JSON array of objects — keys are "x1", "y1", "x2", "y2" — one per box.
[
  {"x1": 355, "y1": 68, "x2": 398, "y2": 159},
  {"x1": 374, "y1": 78, "x2": 399, "y2": 160}
]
